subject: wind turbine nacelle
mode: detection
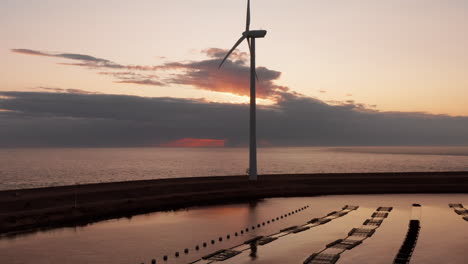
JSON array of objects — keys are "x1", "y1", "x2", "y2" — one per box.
[{"x1": 243, "y1": 30, "x2": 267, "y2": 38}]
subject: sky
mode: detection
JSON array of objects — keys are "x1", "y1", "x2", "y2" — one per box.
[{"x1": 1, "y1": 0, "x2": 468, "y2": 147}]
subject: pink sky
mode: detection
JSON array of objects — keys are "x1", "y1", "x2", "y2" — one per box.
[{"x1": 2, "y1": 0, "x2": 468, "y2": 116}]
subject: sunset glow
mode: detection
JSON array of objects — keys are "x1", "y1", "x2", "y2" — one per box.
[
  {"x1": 203, "y1": 91, "x2": 276, "y2": 105},
  {"x1": 1, "y1": 2, "x2": 468, "y2": 264},
  {"x1": 2, "y1": 0, "x2": 468, "y2": 116},
  {"x1": 160, "y1": 138, "x2": 226, "y2": 148},
  {"x1": 2, "y1": 0, "x2": 468, "y2": 148}
]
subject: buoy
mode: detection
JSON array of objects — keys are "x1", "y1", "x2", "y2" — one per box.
[
  {"x1": 241, "y1": 230, "x2": 244, "y2": 234},
  {"x1": 195, "y1": 245, "x2": 199, "y2": 250},
  {"x1": 246, "y1": 228, "x2": 249, "y2": 232},
  {"x1": 152, "y1": 260, "x2": 156, "y2": 264},
  {"x1": 276, "y1": 217, "x2": 279, "y2": 220},
  {"x1": 235, "y1": 232, "x2": 238, "y2": 236},
  {"x1": 175, "y1": 252, "x2": 179, "y2": 257},
  {"x1": 184, "y1": 248, "x2": 189, "y2": 254},
  {"x1": 211, "y1": 240, "x2": 215, "y2": 244},
  {"x1": 257, "y1": 224, "x2": 261, "y2": 227},
  {"x1": 227, "y1": 235, "x2": 230, "y2": 239},
  {"x1": 203, "y1": 242, "x2": 207, "y2": 247},
  {"x1": 219, "y1": 237, "x2": 222, "y2": 241},
  {"x1": 163, "y1": 255, "x2": 168, "y2": 261}
]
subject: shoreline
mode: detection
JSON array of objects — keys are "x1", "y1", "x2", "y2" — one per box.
[{"x1": 1, "y1": 171, "x2": 467, "y2": 235}]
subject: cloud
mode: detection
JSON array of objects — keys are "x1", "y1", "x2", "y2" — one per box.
[
  {"x1": 11, "y1": 48, "x2": 291, "y2": 99},
  {"x1": 36, "y1": 86, "x2": 98, "y2": 94},
  {"x1": 1, "y1": 91, "x2": 468, "y2": 147},
  {"x1": 56, "y1": 53, "x2": 108, "y2": 62},
  {"x1": 160, "y1": 56, "x2": 290, "y2": 100},
  {"x1": 12, "y1": 49, "x2": 107, "y2": 62},
  {"x1": 11, "y1": 49, "x2": 48, "y2": 56},
  {"x1": 98, "y1": 72, "x2": 164, "y2": 86},
  {"x1": 115, "y1": 79, "x2": 164, "y2": 86},
  {"x1": 202, "y1": 48, "x2": 248, "y2": 63},
  {"x1": 11, "y1": 49, "x2": 118, "y2": 68}
]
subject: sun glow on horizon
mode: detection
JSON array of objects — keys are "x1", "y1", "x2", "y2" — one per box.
[
  {"x1": 202, "y1": 91, "x2": 276, "y2": 105},
  {"x1": 160, "y1": 138, "x2": 226, "y2": 148}
]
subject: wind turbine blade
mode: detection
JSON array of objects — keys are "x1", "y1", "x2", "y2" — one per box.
[
  {"x1": 247, "y1": 38, "x2": 252, "y2": 55},
  {"x1": 246, "y1": 38, "x2": 259, "y2": 81},
  {"x1": 246, "y1": 0, "x2": 251, "y2": 31},
  {"x1": 219, "y1": 36, "x2": 246, "y2": 68}
]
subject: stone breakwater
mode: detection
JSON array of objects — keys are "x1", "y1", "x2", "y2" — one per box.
[{"x1": 0, "y1": 171, "x2": 467, "y2": 235}]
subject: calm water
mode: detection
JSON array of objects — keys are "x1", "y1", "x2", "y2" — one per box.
[
  {"x1": 1, "y1": 146, "x2": 468, "y2": 190},
  {"x1": 1, "y1": 194, "x2": 467, "y2": 264}
]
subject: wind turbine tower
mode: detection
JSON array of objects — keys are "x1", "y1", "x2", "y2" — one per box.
[{"x1": 219, "y1": 0, "x2": 267, "y2": 181}]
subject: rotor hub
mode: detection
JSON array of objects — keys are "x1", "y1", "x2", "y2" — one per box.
[{"x1": 243, "y1": 30, "x2": 267, "y2": 38}]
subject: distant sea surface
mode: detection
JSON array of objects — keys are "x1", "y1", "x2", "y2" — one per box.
[{"x1": 1, "y1": 146, "x2": 468, "y2": 190}]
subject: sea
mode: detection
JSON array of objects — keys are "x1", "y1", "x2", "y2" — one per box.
[
  {"x1": 1, "y1": 146, "x2": 468, "y2": 190},
  {"x1": 1, "y1": 194, "x2": 467, "y2": 264},
  {"x1": 1, "y1": 146, "x2": 468, "y2": 264}
]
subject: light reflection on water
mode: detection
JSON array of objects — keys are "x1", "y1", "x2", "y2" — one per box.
[
  {"x1": 1, "y1": 146, "x2": 468, "y2": 190},
  {"x1": 0, "y1": 194, "x2": 467, "y2": 264}
]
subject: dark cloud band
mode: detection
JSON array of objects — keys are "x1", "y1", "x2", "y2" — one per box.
[{"x1": 1, "y1": 91, "x2": 467, "y2": 147}]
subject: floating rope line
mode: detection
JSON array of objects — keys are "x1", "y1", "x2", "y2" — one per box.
[
  {"x1": 303, "y1": 206, "x2": 392, "y2": 264},
  {"x1": 393, "y1": 204, "x2": 422, "y2": 264},
  {"x1": 146, "y1": 205, "x2": 311, "y2": 264},
  {"x1": 188, "y1": 205, "x2": 359, "y2": 264},
  {"x1": 449, "y1": 203, "x2": 468, "y2": 222}
]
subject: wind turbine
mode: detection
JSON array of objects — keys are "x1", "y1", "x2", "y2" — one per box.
[{"x1": 219, "y1": 0, "x2": 267, "y2": 181}]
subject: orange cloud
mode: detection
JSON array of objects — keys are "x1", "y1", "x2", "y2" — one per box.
[
  {"x1": 164, "y1": 60, "x2": 290, "y2": 100},
  {"x1": 11, "y1": 47, "x2": 293, "y2": 100},
  {"x1": 160, "y1": 138, "x2": 225, "y2": 147}
]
